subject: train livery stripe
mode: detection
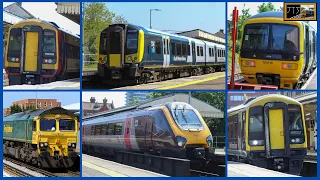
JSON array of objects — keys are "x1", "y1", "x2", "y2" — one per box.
[{"x1": 124, "y1": 116, "x2": 132, "y2": 149}]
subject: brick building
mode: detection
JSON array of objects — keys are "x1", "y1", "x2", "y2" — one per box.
[
  {"x1": 4, "y1": 99, "x2": 61, "y2": 115},
  {"x1": 82, "y1": 97, "x2": 115, "y2": 117}
]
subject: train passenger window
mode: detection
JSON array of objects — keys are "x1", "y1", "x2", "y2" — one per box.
[
  {"x1": 40, "y1": 119, "x2": 56, "y2": 131},
  {"x1": 177, "y1": 44, "x2": 182, "y2": 56},
  {"x1": 155, "y1": 40, "x2": 161, "y2": 54},
  {"x1": 200, "y1": 47, "x2": 204, "y2": 56},
  {"x1": 166, "y1": 39, "x2": 169, "y2": 54},
  {"x1": 95, "y1": 125, "x2": 101, "y2": 135},
  {"x1": 101, "y1": 124, "x2": 108, "y2": 135},
  {"x1": 171, "y1": 43, "x2": 176, "y2": 55},
  {"x1": 107, "y1": 124, "x2": 115, "y2": 135},
  {"x1": 115, "y1": 123, "x2": 123, "y2": 135},
  {"x1": 209, "y1": 48, "x2": 212, "y2": 56},
  {"x1": 197, "y1": 46, "x2": 200, "y2": 56},
  {"x1": 187, "y1": 45, "x2": 190, "y2": 56},
  {"x1": 182, "y1": 44, "x2": 187, "y2": 56},
  {"x1": 59, "y1": 119, "x2": 75, "y2": 131}
]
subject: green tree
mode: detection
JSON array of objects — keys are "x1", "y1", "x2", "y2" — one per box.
[
  {"x1": 147, "y1": 92, "x2": 173, "y2": 99},
  {"x1": 130, "y1": 98, "x2": 140, "y2": 105},
  {"x1": 10, "y1": 104, "x2": 22, "y2": 114},
  {"x1": 83, "y1": 2, "x2": 115, "y2": 54},
  {"x1": 25, "y1": 105, "x2": 36, "y2": 111},
  {"x1": 257, "y1": 2, "x2": 276, "y2": 13},
  {"x1": 113, "y1": 15, "x2": 128, "y2": 24}
]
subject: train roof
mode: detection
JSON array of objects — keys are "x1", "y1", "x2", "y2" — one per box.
[
  {"x1": 83, "y1": 101, "x2": 195, "y2": 125},
  {"x1": 4, "y1": 107, "x2": 76, "y2": 122},
  {"x1": 228, "y1": 94, "x2": 301, "y2": 114},
  {"x1": 247, "y1": 11, "x2": 316, "y2": 30}
]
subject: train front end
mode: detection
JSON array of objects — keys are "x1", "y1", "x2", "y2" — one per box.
[
  {"x1": 164, "y1": 102, "x2": 215, "y2": 161},
  {"x1": 239, "y1": 12, "x2": 309, "y2": 89},
  {"x1": 98, "y1": 24, "x2": 144, "y2": 81},
  {"x1": 35, "y1": 112, "x2": 78, "y2": 168},
  {"x1": 246, "y1": 96, "x2": 307, "y2": 175},
  {"x1": 5, "y1": 19, "x2": 60, "y2": 85}
]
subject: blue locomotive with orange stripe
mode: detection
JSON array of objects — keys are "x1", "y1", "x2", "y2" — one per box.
[{"x1": 98, "y1": 24, "x2": 225, "y2": 83}]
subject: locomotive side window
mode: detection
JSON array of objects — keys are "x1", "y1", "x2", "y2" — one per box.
[
  {"x1": 177, "y1": 43, "x2": 182, "y2": 56},
  {"x1": 248, "y1": 106, "x2": 264, "y2": 145},
  {"x1": 40, "y1": 119, "x2": 56, "y2": 131},
  {"x1": 59, "y1": 119, "x2": 75, "y2": 131},
  {"x1": 100, "y1": 32, "x2": 108, "y2": 55}
]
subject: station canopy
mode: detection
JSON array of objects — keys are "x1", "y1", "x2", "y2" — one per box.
[{"x1": 56, "y1": 2, "x2": 80, "y2": 24}]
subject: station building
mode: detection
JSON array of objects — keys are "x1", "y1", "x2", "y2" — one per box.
[{"x1": 177, "y1": 28, "x2": 225, "y2": 45}]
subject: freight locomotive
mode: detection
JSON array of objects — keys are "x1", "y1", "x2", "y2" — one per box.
[
  {"x1": 3, "y1": 107, "x2": 79, "y2": 168},
  {"x1": 228, "y1": 94, "x2": 307, "y2": 175},
  {"x1": 97, "y1": 24, "x2": 226, "y2": 83},
  {"x1": 4, "y1": 19, "x2": 80, "y2": 85},
  {"x1": 238, "y1": 11, "x2": 317, "y2": 89},
  {"x1": 83, "y1": 102, "x2": 215, "y2": 162}
]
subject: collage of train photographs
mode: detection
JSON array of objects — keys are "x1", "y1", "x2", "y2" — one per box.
[{"x1": 1, "y1": 0, "x2": 318, "y2": 178}]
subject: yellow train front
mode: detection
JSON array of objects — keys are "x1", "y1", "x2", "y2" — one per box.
[
  {"x1": 4, "y1": 19, "x2": 80, "y2": 85},
  {"x1": 3, "y1": 107, "x2": 78, "y2": 168},
  {"x1": 239, "y1": 11, "x2": 317, "y2": 89},
  {"x1": 228, "y1": 94, "x2": 307, "y2": 175}
]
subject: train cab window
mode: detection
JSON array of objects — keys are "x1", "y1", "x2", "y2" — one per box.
[
  {"x1": 197, "y1": 46, "x2": 200, "y2": 56},
  {"x1": 126, "y1": 32, "x2": 138, "y2": 50},
  {"x1": 177, "y1": 44, "x2": 182, "y2": 56},
  {"x1": 33, "y1": 121, "x2": 37, "y2": 131},
  {"x1": 59, "y1": 119, "x2": 75, "y2": 131},
  {"x1": 182, "y1": 44, "x2": 187, "y2": 56},
  {"x1": 288, "y1": 105, "x2": 303, "y2": 131},
  {"x1": 171, "y1": 43, "x2": 176, "y2": 55},
  {"x1": 155, "y1": 40, "x2": 161, "y2": 54},
  {"x1": 172, "y1": 109, "x2": 204, "y2": 130},
  {"x1": 8, "y1": 28, "x2": 22, "y2": 58},
  {"x1": 100, "y1": 32, "x2": 108, "y2": 55},
  {"x1": 40, "y1": 119, "x2": 56, "y2": 131},
  {"x1": 115, "y1": 123, "x2": 123, "y2": 135},
  {"x1": 107, "y1": 124, "x2": 115, "y2": 135},
  {"x1": 43, "y1": 30, "x2": 56, "y2": 57},
  {"x1": 200, "y1": 47, "x2": 204, "y2": 56},
  {"x1": 187, "y1": 44, "x2": 190, "y2": 56},
  {"x1": 248, "y1": 106, "x2": 264, "y2": 144}
]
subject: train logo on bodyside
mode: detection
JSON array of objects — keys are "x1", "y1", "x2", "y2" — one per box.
[{"x1": 4, "y1": 125, "x2": 13, "y2": 133}]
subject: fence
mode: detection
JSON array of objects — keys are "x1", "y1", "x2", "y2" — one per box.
[
  {"x1": 82, "y1": 54, "x2": 97, "y2": 71},
  {"x1": 213, "y1": 136, "x2": 225, "y2": 148}
]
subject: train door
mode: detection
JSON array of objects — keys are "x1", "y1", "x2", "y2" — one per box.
[
  {"x1": 304, "y1": 25, "x2": 310, "y2": 74},
  {"x1": 263, "y1": 102, "x2": 290, "y2": 158},
  {"x1": 124, "y1": 116, "x2": 132, "y2": 149},
  {"x1": 191, "y1": 42, "x2": 196, "y2": 65},
  {"x1": 107, "y1": 25, "x2": 125, "y2": 68},
  {"x1": 162, "y1": 36, "x2": 170, "y2": 67},
  {"x1": 21, "y1": 26, "x2": 43, "y2": 75}
]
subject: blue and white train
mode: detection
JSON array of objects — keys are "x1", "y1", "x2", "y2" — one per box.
[{"x1": 97, "y1": 24, "x2": 226, "y2": 83}]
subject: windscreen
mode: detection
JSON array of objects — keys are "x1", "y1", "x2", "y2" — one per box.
[
  {"x1": 40, "y1": 119, "x2": 56, "y2": 131},
  {"x1": 59, "y1": 119, "x2": 76, "y2": 131}
]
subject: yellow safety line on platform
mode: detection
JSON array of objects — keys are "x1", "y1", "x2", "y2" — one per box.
[
  {"x1": 82, "y1": 161, "x2": 127, "y2": 177},
  {"x1": 157, "y1": 74, "x2": 225, "y2": 90}
]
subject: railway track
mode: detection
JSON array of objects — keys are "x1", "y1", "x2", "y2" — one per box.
[
  {"x1": 3, "y1": 163, "x2": 34, "y2": 177},
  {"x1": 4, "y1": 156, "x2": 79, "y2": 177}
]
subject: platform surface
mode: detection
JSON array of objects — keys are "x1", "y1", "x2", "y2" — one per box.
[
  {"x1": 228, "y1": 161, "x2": 299, "y2": 177},
  {"x1": 82, "y1": 154, "x2": 167, "y2": 177}
]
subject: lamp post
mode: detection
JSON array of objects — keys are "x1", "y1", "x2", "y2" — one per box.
[{"x1": 150, "y1": 9, "x2": 161, "y2": 29}]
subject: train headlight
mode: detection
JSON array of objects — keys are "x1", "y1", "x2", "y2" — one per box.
[
  {"x1": 44, "y1": 142, "x2": 48, "y2": 147},
  {"x1": 206, "y1": 135, "x2": 213, "y2": 147},
  {"x1": 40, "y1": 143, "x2": 44, "y2": 148},
  {"x1": 291, "y1": 137, "x2": 303, "y2": 144},
  {"x1": 249, "y1": 140, "x2": 264, "y2": 146},
  {"x1": 9, "y1": 57, "x2": 19, "y2": 62},
  {"x1": 243, "y1": 60, "x2": 255, "y2": 67},
  {"x1": 68, "y1": 143, "x2": 76, "y2": 148},
  {"x1": 176, "y1": 136, "x2": 187, "y2": 147},
  {"x1": 282, "y1": 63, "x2": 297, "y2": 70}
]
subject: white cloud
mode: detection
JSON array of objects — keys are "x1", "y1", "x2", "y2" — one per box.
[
  {"x1": 82, "y1": 92, "x2": 126, "y2": 108},
  {"x1": 3, "y1": 2, "x2": 79, "y2": 35},
  {"x1": 227, "y1": 2, "x2": 316, "y2": 30}
]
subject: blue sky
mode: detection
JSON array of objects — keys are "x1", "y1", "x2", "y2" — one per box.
[
  {"x1": 104, "y1": 2, "x2": 226, "y2": 33},
  {"x1": 3, "y1": 91, "x2": 80, "y2": 108}
]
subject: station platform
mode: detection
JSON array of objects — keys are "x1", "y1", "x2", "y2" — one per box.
[
  {"x1": 301, "y1": 69, "x2": 317, "y2": 89},
  {"x1": 228, "y1": 161, "x2": 299, "y2": 177},
  {"x1": 82, "y1": 154, "x2": 167, "y2": 177},
  {"x1": 3, "y1": 78, "x2": 80, "y2": 90},
  {"x1": 306, "y1": 151, "x2": 317, "y2": 161}
]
